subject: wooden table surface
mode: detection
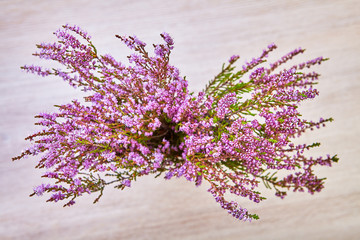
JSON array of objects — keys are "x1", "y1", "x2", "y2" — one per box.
[{"x1": 1, "y1": 1, "x2": 359, "y2": 239}]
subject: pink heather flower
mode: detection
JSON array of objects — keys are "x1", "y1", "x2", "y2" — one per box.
[
  {"x1": 33, "y1": 184, "x2": 50, "y2": 196},
  {"x1": 132, "y1": 36, "x2": 146, "y2": 47},
  {"x1": 229, "y1": 55, "x2": 240, "y2": 63},
  {"x1": 73, "y1": 178, "x2": 81, "y2": 186},
  {"x1": 161, "y1": 32, "x2": 174, "y2": 45},
  {"x1": 154, "y1": 45, "x2": 167, "y2": 57},
  {"x1": 14, "y1": 24, "x2": 337, "y2": 222},
  {"x1": 122, "y1": 179, "x2": 131, "y2": 187},
  {"x1": 51, "y1": 192, "x2": 65, "y2": 202},
  {"x1": 215, "y1": 92, "x2": 237, "y2": 118},
  {"x1": 153, "y1": 151, "x2": 164, "y2": 165}
]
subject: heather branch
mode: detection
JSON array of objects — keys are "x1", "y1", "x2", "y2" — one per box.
[{"x1": 14, "y1": 25, "x2": 337, "y2": 222}]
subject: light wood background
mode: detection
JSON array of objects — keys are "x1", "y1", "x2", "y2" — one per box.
[{"x1": 1, "y1": 0, "x2": 359, "y2": 239}]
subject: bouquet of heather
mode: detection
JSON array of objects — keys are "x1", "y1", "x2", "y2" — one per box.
[{"x1": 13, "y1": 24, "x2": 338, "y2": 221}]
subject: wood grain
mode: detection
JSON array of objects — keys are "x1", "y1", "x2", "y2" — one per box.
[{"x1": 1, "y1": 0, "x2": 359, "y2": 239}]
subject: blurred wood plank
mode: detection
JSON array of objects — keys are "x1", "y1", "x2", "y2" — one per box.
[{"x1": 1, "y1": 0, "x2": 359, "y2": 239}]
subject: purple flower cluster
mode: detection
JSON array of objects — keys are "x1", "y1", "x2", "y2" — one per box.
[{"x1": 14, "y1": 24, "x2": 338, "y2": 221}]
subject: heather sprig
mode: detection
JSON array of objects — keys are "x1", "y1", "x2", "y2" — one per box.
[{"x1": 14, "y1": 24, "x2": 337, "y2": 222}]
